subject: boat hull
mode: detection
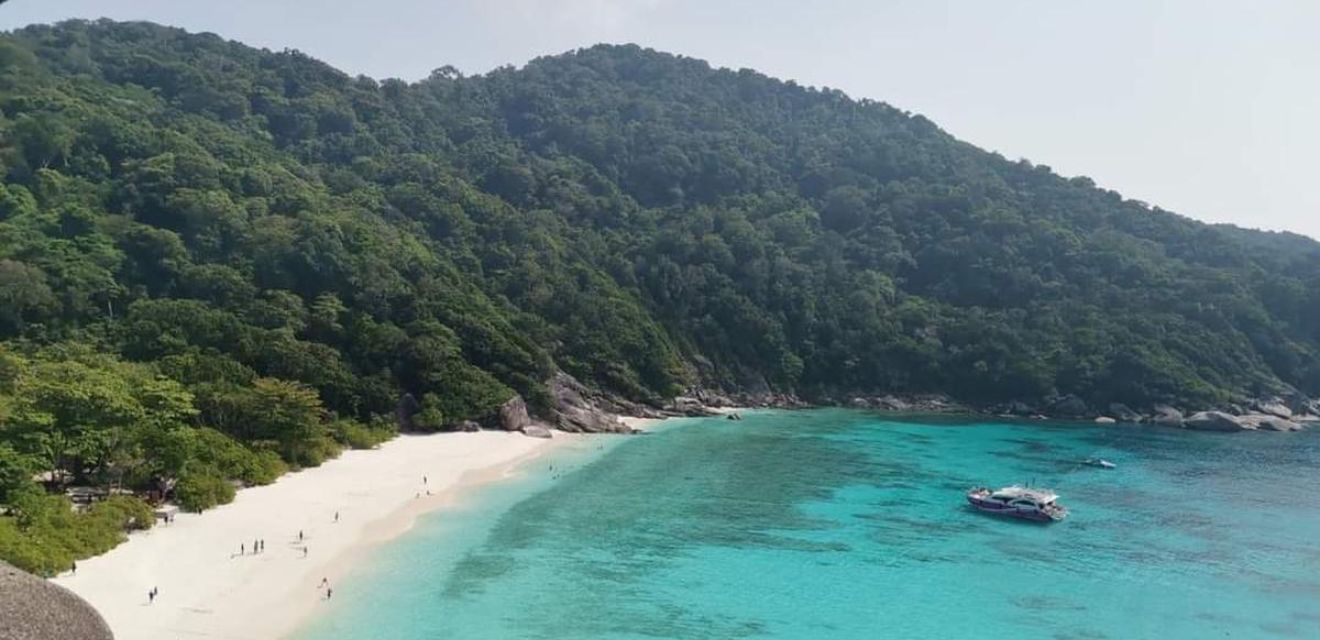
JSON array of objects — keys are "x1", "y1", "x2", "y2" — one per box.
[{"x1": 966, "y1": 494, "x2": 1065, "y2": 522}]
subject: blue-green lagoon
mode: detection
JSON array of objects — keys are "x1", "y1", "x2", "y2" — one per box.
[{"x1": 294, "y1": 410, "x2": 1320, "y2": 639}]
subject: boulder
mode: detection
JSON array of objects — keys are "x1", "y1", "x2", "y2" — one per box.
[
  {"x1": 1184, "y1": 411, "x2": 1248, "y2": 432},
  {"x1": 458, "y1": 420, "x2": 481, "y2": 432},
  {"x1": 1007, "y1": 401, "x2": 1036, "y2": 416},
  {"x1": 549, "y1": 372, "x2": 633, "y2": 433},
  {"x1": 1239, "y1": 414, "x2": 1302, "y2": 432},
  {"x1": 1047, "y1": 394, "x2": 1090, "y2": 418},
  {"x1": 1152, "y1": 405, "x2": 1184, "y2": 427},
  {"x1": 875, "y1": 395, "x2": 911, "y2": 411},
  {"x1": 1106, "y1": 403, "x2": 1142, "y2": 422},
  {"x1": 1094, "y1": 416, "x2": 1117, "y2": 424},
  {"x1": 1253, "y1": 400, "x2": 1293, "y2": 419},
  {"x1": 521, "y1": 424, "x2": 554, "y2": 439},
  {"x1": 498, "y1": 396, "x2": 531, "y2": 432}
]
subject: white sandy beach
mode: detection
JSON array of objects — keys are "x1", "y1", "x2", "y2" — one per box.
[{"x1": 52, "y1": 431, "x2": 566, "y2": 640}]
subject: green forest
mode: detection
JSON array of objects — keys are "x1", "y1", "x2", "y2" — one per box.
[{"x1": 1, "y1": 20, "x2": 1318, "y2": 573}]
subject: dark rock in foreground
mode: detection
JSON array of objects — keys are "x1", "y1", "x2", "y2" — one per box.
[
  {"x1": 521, "y1": 424, "x2": 554, "y2": 439},
  {"x1": 0, "y1": 561, "x2": 113, "y2": 640}
]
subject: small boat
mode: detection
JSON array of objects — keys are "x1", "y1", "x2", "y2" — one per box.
[
  {"x1": 966, "y1": 485, "x2": 1068, "y2": 522},
  {"x1": 1083, "y1": 457, "x2": 1116, "y2": 469}
]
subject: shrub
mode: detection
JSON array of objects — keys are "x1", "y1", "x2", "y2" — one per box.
[
  {"x1": 175, "y1": 471, "x2": 236, "y2": 512},
  {"x1": 330, "y1": 418, "x2": 395, "y2": 449}
]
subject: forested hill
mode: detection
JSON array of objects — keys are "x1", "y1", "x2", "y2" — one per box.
[{"x1": 3, "y1": 19, "x2": 1320, "y2": 432}]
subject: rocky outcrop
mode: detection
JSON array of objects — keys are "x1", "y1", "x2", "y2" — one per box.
[
  {"x1": 498, "y1": 396, "x2": 531, "y2": 432},
  {"x1": 1107, "y1": 403, "x2": 1142, "y2": 422},
  {"x1": 548, "y1": 372, "x2": 636, "y2": 433},
  {"x1": 1152, "y1": 405, "x2": 1184, "y2": 427},
  {"x1": 1094, "y1": 416, "x2": 1117, "y2": 424},
  {"x1": 1253, "y1": 399, "x2": 1293, "y2": 419},
  {"x1": 457, "y1": 420, "x2": 481, "y2": 432},
  {"x1": 1046, "y1": 394, "x2": 1090, "y2": 418},
  {"x1": 1184, "y1": 411, "x2": 1247, "y2": 432},
  {"x1": 844, "y1": 393, "x2": 964, "y2": 414},
  {"x1": 521, "y1": 424, "x2": 554, "y2": 439},
  {"x1": 1239, "y1": 415, "x2": 1303, "y2": 432}
]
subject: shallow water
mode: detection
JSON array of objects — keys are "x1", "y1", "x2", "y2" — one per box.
[{"x1": 294, "y1": 410, "x2": 1320, "y2": 640}]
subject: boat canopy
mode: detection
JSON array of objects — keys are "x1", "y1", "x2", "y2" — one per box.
[{"x1": 989, "y1": 485, "x2": 1058, "y2": 503}]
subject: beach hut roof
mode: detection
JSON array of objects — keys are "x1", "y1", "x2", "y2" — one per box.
[{"x1": 0, "y1": 561, "x2": 113, "y2": 640}]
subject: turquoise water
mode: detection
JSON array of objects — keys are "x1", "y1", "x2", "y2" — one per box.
[{"x1": 294, "y1": 410, "x2": 1320, "y2": 640}]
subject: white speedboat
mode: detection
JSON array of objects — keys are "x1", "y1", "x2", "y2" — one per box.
[{"x1": 1084, "y1": 457, "x2": 1116, "y2": 469}]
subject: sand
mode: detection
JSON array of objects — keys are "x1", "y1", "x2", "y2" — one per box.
[{"x1": 51, "y1": 431, "x2": 565, "y2": 640}]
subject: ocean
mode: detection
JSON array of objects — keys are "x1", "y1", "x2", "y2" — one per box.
[{"x1": 293, "y1": 410, "x2": 1320, "y2": 640}]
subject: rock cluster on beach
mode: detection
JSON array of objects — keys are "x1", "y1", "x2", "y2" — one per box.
[{"x1": 0, "y1": 561, "x2": 114, "y2": 640}]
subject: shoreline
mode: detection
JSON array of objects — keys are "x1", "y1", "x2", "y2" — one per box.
[{"x1": 51, "y1": 431, "x2": 572, "y2": 640}]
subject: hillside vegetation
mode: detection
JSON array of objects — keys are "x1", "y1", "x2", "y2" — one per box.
[{"x1": 1, "y1": 20, "x2": 1318, "y2": 570}]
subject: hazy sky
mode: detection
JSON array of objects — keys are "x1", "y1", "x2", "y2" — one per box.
[{"x1": 4, "y1": 1, "x2": 1318, "y2": 239}]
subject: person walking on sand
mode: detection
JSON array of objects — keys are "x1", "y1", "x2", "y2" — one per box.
[
  {"x1": 319, "y1": 577, "x2": 329, "y2": 588},
  {"x1": 423, "y1": 475, "x2": 428, "y2": 485},
  {"x1": 334, "y1": 511, "x2": 339, "y2": 523},
  {"x1": 71, "y1": 562, "x2": 76, "y2": 576},
  {"x1": 240, "y1": 542, "x2": 244, "y2": 555},
  {"x1": 148, "y1": 588, "x2": 156, "y2": 604},
  {"x1": 302, "y1": 546, "x2": 308, "y2": 558},
  {"x1": 327, "y1": 587, "x2": 333, "y2": 600},
  {"x1": 299, "y1": 530, "x2": 304, "y2": 542}
]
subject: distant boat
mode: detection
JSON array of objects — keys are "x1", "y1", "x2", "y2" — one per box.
[
  {"x1": 966, "y1": 485, "x2": 1068, "y2": 522},
  {"x1": 1083, "y1": 457, "x2": 1117, "y2": 469}
]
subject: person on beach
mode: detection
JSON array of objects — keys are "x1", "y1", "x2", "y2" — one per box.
[
  {"x1": 71, "y1": 562, "x2": 76, "y2": 576},
  {"x1": 319, "y1": 577, "x2": 329, "y2": 588},
  {"x1": 327, "y1": 587, "x2": 333, "y2": 600},
  {"x1": 240, "y1": 543, "x2": 245, "y2": 555},
  {"x1": 302, "y1": 546, "x2": 308, "y2": 558},
  {"x1": 334, "y1": 511, "x2": 339, "y2": 523},
  {"x1": 148, "y1": 588, "x2": 156, "y2": 604},
  {"x1": 423, "y1": 475, "x2": 428, "y2": 485},
  {"x1": 299, "y1": 530, "x2": 304, "y2": 541}
]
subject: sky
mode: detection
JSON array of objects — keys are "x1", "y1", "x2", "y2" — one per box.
[{"x1": 3, "y1": 1, "x2": 1318, "y2": 239}]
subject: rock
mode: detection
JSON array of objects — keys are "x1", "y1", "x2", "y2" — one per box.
[
  {"x1": 1253, "y1": 400, "x2": 1293, "y2": 419},
  {"x1": 1239, "y1": 414, "x2": 1302, "y2": 432},
  {"x1": 848, "y1": 397, "x2": 871, "y2": 408},
  {"x1": 1152, "y1": 405, "x2": 1184, "y2": 427},
  {"x1": 875, "y1": 395, "x2": 911, "y2": 411},
  {"x1": 498, "y1": 396, "x2": 531, "y2": 432},
  {"x1": 1047, "y1": 394, "x2": 1090, "y2": 418},
  {"x1": 458, "y1": 420, "x2": 481, "y2": 432},
  {"x1": 1184, "y1": 411, "x2": 1248, "y2": 432},
  {"x1": 549, "y1": 372, "x2": 634, "y2": 433},
  {"x1": 1007, "y1": 401, "x2": 1035, "y2": 416},
  {"x1": 521, "y1": 424, "x2": 554, "y2": 439},
  {"x1": 1296, "y1": 414, "x2": 1320, "y2": 423},
  {"x1": 1094, "y1": 416, "x2": 1117, "y2": 424},
  {"x1": 1, "y1": 560, "x2": 114, "y2": 640},
  {"x1": 1106, "y1": 403, "x2": 1142, "y2": 422},
  {"x1": 395, "y1": 393, "x2": 422, "y2": 431}
]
